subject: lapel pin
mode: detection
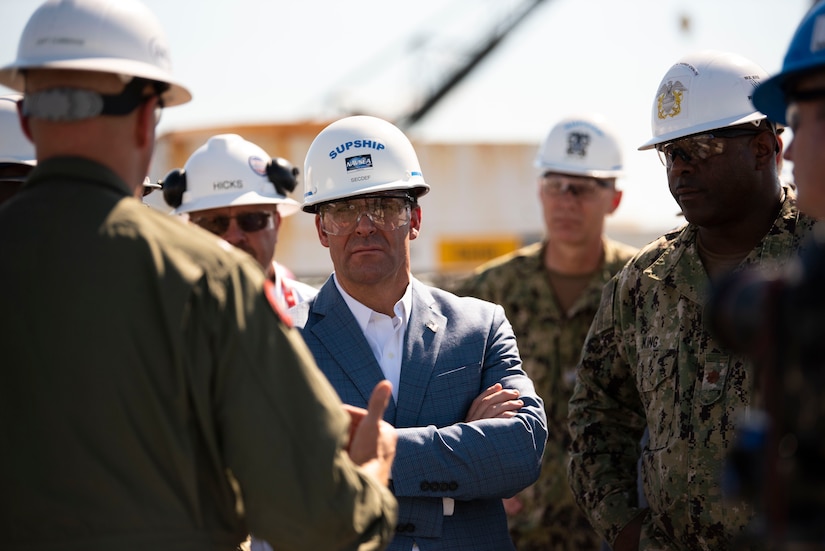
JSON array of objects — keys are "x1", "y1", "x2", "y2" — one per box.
[{"x1": 426, "y1": 320, "x2": 439, "y2": 333}]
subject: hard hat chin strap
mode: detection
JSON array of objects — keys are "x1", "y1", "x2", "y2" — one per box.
[{"x1": 21, "y1": 77, "x2": 167, "y2": 121}]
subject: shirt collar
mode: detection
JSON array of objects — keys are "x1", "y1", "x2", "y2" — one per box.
[{"x1": 333, "y1": 272, "x2": 412, "y2": 332}]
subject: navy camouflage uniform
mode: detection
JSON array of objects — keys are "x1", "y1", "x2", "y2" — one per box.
[
  {"x1": 456, "y1": 237, "x2": 637, "y2": 551},
  {"x1": 568, "y1": 186, "x2": 820, "y2": 551}
]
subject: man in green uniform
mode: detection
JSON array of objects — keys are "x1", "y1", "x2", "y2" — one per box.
[
  {"x1": 455, "y1": 113, "x2": 636, "y2": 551},
  {"x1": 0, "y1": 1, "x2": 398, "y2": 550},
  {"x1": 568, "y1": 50, "x2": 822, "y2": 551}
]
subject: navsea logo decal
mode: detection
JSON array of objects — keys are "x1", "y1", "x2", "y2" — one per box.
[{"x1": 346, "y1": 154, "x2": 373, "y2": 172}]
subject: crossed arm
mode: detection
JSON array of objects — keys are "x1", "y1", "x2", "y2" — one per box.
[
  {"x1": 343, "y1": 379, "x2": 520, "y2": 487},
  {"x1": 465, "y1": 382, "x2": 524, "y2": 422}
]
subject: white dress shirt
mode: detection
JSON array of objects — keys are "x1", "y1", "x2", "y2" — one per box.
[
  {"x1": 334, "y1": 273, "x2": 411, "y2": 402},
  {"x1": 334, "y1": 274, "x2": 453, "y2": 550}
]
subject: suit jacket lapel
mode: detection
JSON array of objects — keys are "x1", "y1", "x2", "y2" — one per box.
[
  {"x1": 310, "y1": 279, "x2": 398, "y2": 422},
  {"x1": 396, "y1": 279, "x2": 446, "y2": 426}
]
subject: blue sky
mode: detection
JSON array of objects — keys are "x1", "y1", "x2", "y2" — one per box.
[{"x1": 0, "y1": 0, "x2": 814, "y2": 231}]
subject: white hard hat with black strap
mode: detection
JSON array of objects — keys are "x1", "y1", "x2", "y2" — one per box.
[{"x1": 0, "y1": 0, "x2": 191, "y2": 122}]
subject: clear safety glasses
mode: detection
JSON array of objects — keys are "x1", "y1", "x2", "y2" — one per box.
[
  {"x1": 318, "y1": 194, "x2": 413, "y2": 236},
  {"x1": 540, "y1": 174, "x2": 610, "y2": 199}
]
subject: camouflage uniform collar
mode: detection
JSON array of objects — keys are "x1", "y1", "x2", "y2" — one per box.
[
  {"x1": 748, "y1": 184, "x2": 801, "y2": 269},
  {"x1": 643, "y1": 186, "x2": 805, "y2": 304}
]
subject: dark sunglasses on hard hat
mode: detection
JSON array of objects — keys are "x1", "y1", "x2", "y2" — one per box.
[{"x1": 191, "y1": 211, "x2": 273, "y2": 235}]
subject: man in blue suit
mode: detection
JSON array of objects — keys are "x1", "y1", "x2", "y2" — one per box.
[{"x1": 291, "y1": 115, "x2": 548, "y2": 551}]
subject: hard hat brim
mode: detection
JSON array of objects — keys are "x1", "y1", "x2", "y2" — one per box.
[
  {"x1": 176, "y1": 191, "x2": 301, "y2": 217},
  {"x1": 0, "y1": 158, "x2": 36, "y2": 166},
  {"x1": 637, "y1": 112, "x2": 767, "y2": 150},
  {"x1": 301, "y1": 181, "x2": 430, "y2": 213},
  {"x1": 533, "y1": 162, "x2": 623, "y2": 179},
  {"x1": 0, "y1": 58, "x2": 192, "y2": 108}
]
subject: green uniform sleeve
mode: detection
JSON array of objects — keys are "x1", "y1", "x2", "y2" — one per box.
[
  {"x1": 188, "y1": 260, "x2": 397, "y2": 551},
  {"x1": 567, "y1": 275, "x2": 646, "y2": 546}
]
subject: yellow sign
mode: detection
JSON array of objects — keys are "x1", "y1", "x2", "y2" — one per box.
[{"x1": 438, "y1": 236, "x2": 521, "y2": 271}]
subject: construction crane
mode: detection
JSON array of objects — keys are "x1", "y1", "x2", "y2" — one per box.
[
  {"x1": 397, "y1": 0, "x2": 548, "y2": 128},
  {"x1": 320, "y1": 0, "x2": 550, "y2": 130}
]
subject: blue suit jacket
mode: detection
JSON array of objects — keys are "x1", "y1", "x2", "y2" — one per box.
[{"x1": 291, "y1": 277, "x2": 547, "y2": 551}]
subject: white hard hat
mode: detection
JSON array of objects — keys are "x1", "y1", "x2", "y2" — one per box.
[
  {"x1": 302, "y1": 115, "x2": 429, "y2": 212},
  {"x1": 534, "y1": 113, "x2": 623, "y2": 178},
  {"x1": 0, "y1": 0, "x2": 191, "y2": 108},
  {"x1": 0, "y1": 95, "x2": 35, "y2": 166},
  {"x1": 639, "y1": 50, "x2": 768, "y2": 150},
  {"x1": 174, "y1": 134, "x2": 301, "y2": 216}
]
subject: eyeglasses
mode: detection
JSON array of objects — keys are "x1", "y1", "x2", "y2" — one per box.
[
  {"x1": 655, "y1": 128, "x2": 765, "y2": 168},
  {"x1": 318, "y1": 195, "x2": 412, "y2": 236},
  {"x1": 191, "y1": 211, "x2": 273, "y2": 235},
  {"x1": 540, "y1": 175, "x2": 610, "y2": 198}
]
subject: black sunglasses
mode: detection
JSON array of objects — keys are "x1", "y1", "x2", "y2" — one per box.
[{"x1": 191, "y1": 211, "x2": 272, "y2": 235}]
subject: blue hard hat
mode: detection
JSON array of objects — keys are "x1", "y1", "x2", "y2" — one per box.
[{"x1": 753, "y1": 1, "x2": 825, "y2": 124}]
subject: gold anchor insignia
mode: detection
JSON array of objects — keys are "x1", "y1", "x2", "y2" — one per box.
[{"x1": 656, "y1": 79, "x2": 687, "y2": 120}]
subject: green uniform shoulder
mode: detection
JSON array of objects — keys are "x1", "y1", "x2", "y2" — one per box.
[
  {"x1": 473, "y1": 241, "x2": 544, "y2": 274},
  {"x1": 453, "y1": 241, "x2": 543, "y2": 298},
  {"x1": 130, "y1": 203, "x2": 264, "y2": 283},
  {"x1": 601, "y1": 237, "x2": 639, "y2": 275},
  {"x1": 622, "y1": 224, "x2": 687, "y2": 271}
]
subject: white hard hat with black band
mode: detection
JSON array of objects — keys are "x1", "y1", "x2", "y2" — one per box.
[{"x1": 0, "y1": 0, "x2": 191, "y2": 110}]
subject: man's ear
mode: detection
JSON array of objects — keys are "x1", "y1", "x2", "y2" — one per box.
[
  {"x1": 134, "y1": 97, "x2": 158, "y2": 148},
  {"x1": 608, "y1": 189, "x2": 623, "y2": 214},
  {"x1": 753, "y1": 131, "x2": 778, "y2": 170},
  {"x1": 409, "y1": 204, "x2": 421, "y2": 240},
  {"x1": 315, "y1": 214, "x2": 330, "y2": 248}
]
